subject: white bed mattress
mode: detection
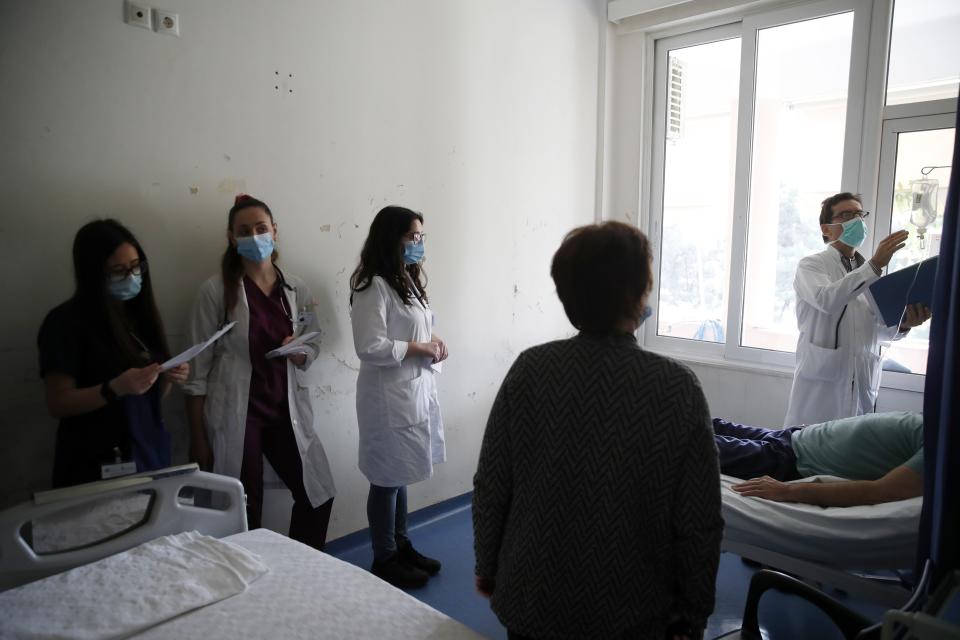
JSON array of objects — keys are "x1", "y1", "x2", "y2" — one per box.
[
  {"x1": 132, "y1": 528, "x2": 484, "y2": 640},
  {"x1": 720, "y1": 474, "x2": 921, "y2": 569}
]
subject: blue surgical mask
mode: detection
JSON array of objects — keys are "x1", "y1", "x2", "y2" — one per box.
[
  {"x1": 237, "y1": 233, "x2": 274, "y2": 263},
  {"x1": 640, "y1": 305, "x2": 653, "y2": 324},
  {"x1": 403, "y1": 241, "x2": 425, "y2": 265},
  {"x1": 834, "y1": 218, "x2": 868, "y2": 249},
  {"x1": 107, "y1": 274, "x2": 142, "y2": 301}
]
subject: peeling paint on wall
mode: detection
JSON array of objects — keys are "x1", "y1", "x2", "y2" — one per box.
[{"x1": 217, "y1": 178, "x2": 247, "y2": 194}]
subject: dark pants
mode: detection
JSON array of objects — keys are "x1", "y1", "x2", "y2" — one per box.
[
  {"x1": 241, "y1": 418, "x2": 333, "y2": 551},
  {"x1": 367, "y1": 484, "x2": 410, "y2": 562},
  {"x1": 712, "y1": 418, "x2": 803, "y2": 481}
]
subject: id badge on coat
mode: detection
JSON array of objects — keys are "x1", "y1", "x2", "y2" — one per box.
[
  {"x1": 293, "y1": 299, "x2": 317, "y2": 334},
  {"x1": 101, "y1": 447, "x2": 136, "y2": 479}
]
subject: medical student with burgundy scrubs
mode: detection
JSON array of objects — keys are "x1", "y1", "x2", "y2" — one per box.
[{"x1": 184, "y1": 195, "x2": 335, "y2": 550}]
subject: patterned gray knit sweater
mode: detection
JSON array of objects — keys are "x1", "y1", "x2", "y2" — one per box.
[{"x1": 473, "y1": 333, "x2": 722, "y2": 639}]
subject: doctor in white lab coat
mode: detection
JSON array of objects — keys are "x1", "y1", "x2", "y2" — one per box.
[
  {"x1": 350, "y1": 205, "x2": 447, "y2": 590},
  {"x1": 784, "y1": 192, "x2": 931, "y2": 427},
  {"x1": 184, "y1": 195, "x2": 335, "y2": 550}
]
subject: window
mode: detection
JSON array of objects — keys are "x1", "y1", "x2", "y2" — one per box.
[
  {"x1": 886, "y1": 0, "x2": 960, "y2": 105},
  {"x1": 653, "y1": 33, "x2": 741, "y2": 345},
  {"x1": 644, "y1": 0, "x2": 958, "y2": 386},
  {"x1": 874, "y1": 118, "x2": 955, "y2": 377},
  {"x1": 740, "y1": 12, "x2": 855, "y2": 353}
]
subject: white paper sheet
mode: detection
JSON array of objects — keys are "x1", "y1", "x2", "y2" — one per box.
[
  {"x1": 161, "y1": 322, "x2": 236, "y2": 371},
  {"x1": 265, "y1": 331, "x2": 320, "y2": 359}
]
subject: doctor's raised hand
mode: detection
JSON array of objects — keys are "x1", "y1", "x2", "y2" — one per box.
[{"x1": 867, "y1": 228, "x2": 909, "y2": 271}]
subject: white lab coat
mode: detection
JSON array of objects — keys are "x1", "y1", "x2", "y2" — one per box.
[
  {"x1": 183, "y1": 273, "x2": 335, "y2": 507},
  {"x1": 350, "y1": 276, "x2": 445, "y2": 487},
  {"x1": 784, "y1": 246, "x2": 904, "y2": 427}
]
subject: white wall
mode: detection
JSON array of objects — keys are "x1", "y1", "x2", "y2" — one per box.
[{"x1": 0, "y1": 0, "x2": 604, "y2": 539}]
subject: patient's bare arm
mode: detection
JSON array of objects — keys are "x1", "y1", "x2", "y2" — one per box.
[{"x1": 732, "y1": 466, "x2": 923, "y2": 507}]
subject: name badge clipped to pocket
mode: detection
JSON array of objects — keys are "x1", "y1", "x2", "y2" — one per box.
[
  {"x1": 101, "y1": 447, "x2": 137, "y2": 480},
  {"x1": 297, "y1": 311, "x2": 314, "y2": 327}
]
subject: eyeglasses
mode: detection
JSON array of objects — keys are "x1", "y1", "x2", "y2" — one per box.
[
  {"x1": 832, "y1": 210, "x2": 870, "y2": 223},
  {"x1": 405, "y1": 232, "x2": 426, "y2": 244},
  {"x1": 105, "y1": 260, "x2": 147, "y2": 283}
]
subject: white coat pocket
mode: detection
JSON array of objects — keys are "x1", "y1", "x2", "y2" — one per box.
[
  {"x1": 863, "y1": 351, "x2": 883, "y2": 395},
  {"x1": 797, "y1": 341, "x2": 847, "y2": 382},
  {"x1": 295, "y1": 364, "x2": 324, "y2": 389},
  {"x1": 384, "y1": 374, "x2": 430, "y2": 428}
]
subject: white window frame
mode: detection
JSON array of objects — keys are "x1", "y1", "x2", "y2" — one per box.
[
  {"x1": 644, "y1": 0, "x2": 875, "y2": 369},
  {"x1": 645, "y1": 23, "x2": 742, "y2": 361},
  {"x1": 725, "y1": 0, "x2": 873, "y2": 368},
  {"x1": 870, "y1": 109, "x2": 956, "y2": 392},
  {"x1": 641, "y1": 0, "x2": 958, "y2": 392}
]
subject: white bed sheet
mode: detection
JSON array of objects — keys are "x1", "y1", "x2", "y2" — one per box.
[
  {"x1": 720, "y1": 474, "x2": 921, "y2": 569},
  {"x1": 133, "y1": 528, "x2": 484, "y2": 640}
]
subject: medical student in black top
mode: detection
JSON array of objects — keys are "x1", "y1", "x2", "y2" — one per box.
[{"x1": 38, "y1": 219, "x2": 189, "y2": 487}]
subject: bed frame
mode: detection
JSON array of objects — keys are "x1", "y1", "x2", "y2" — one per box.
[
  {"x1": 0, "y1": 467, "x2": 246, "y2": 591},
  {"x1": 722, "y1": 539, "x2": 914, "y2": 609}
]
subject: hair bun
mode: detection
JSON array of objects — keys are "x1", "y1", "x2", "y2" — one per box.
[{"x1": 234, "y1": 194, "x2": 253, "y2": 205}]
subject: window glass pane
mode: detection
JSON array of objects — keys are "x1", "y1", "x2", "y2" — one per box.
[
  {"x1": 657, "y1": 38, "x2": 740, "y2": 343},
  {"x1": 741, "y1": 12, "x2": 854, "y2": 352},
  {"x1": 886, "y1": 0, "x2": 960, "y2": 106},
  {"x1": 882, "y1": 127, "x2": 953, "y2": 374}
]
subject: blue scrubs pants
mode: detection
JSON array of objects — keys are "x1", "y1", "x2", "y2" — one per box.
[{"x1": 713, "y1": 418, "x2": 803, "y2": 481}]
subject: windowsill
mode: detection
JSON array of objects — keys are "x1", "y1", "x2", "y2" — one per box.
[
  {"x1": 646, "y1": 347, "x2": 926, "y2": 393},
  {"x1": 647, "y1": 348, "x2": 795, "y2": 379}
]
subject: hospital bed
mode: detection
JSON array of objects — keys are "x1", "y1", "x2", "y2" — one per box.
[
  {"x1": 720, "y1": 474, "x2": 923, "y2": 609},
  {"x1": 0, "y1": 467, "x2": 483, "y2": 639}
]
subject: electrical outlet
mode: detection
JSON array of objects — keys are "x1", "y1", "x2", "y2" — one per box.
[
  {"x1": 153, "y1": 9, "x2": 180, "y2": 36},
  {"x1": 124, "y1": 1, "x2": 152, "y2": 30}
]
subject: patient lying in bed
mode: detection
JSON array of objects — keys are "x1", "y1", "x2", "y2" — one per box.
[{"x1": 713, "y1": 411, "x2": 923, "y2": 507}]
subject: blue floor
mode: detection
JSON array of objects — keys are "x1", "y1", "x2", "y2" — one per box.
[{"x1": 328, "y1": 496, "x2": 891, "y2": 639}]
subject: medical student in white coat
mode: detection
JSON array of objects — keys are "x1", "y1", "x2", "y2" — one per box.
[
  {"x1": 349, "y1": 206, "x2": 448, "y2": 589},
  {"x1": 184, "y1": 195, "x2": 336, "y2": 550},
  {"x1": 784, "y1": 192, "x2": 931, "y2": 427}
]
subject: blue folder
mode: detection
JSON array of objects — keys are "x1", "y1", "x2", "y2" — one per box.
[{"x1": 867, "y1": 255, "x2": 939, "y2": 327}]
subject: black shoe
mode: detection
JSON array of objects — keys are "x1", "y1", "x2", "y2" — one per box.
[
  {"x1": 371, "y1": 554, "x2": 429, "y2": 589},
  {"x1": 397, "y1": 540, "x2": 442, "y2": 576}
]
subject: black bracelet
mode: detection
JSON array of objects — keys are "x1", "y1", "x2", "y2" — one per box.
[{"x1": 100, "y1": 380, "x2": 119, "y2": 404}]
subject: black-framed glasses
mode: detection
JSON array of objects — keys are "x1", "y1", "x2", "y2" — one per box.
[
  {"x1": 832, "y1": 210, "x2": 870, "y2": 223},
  {"x1": 405, "y1": 232, "x2": 426, "y2": 244},
  {"x1": 105, "y1": 260, "x2": 147, "y2": 283}
]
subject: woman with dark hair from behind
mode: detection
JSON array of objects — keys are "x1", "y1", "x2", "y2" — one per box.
[
  {"x1": 38, "y1": 219, "x2": 189, "y2": 488},
  {"x1": 473, "y1": 221, "x2": 723, "y2": 640},
  {"x1": 184, "y1": 195, "x2": 335, "y2": 550},
  {"x1": 350, "y1": 205, "x2": 448, "y2": 589}
]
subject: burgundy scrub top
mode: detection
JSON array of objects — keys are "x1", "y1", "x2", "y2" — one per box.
[{"x1": 243, "y1": 275, "x2": 293, "y2": 427}]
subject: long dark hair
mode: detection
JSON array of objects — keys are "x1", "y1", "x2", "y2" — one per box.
[
  {"x1": 71, "y1": 219, "x2": 170, "y2": 367},
  {"x1": 350, "y1": 206, "x2": 427, "y2": 305},
  {"x1": 221, "y1": 195, "x2": 278, "y2": 315}
]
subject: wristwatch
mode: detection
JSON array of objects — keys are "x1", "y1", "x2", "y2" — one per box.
[{"x1": 100, "y1": 380, "x2": 119, "y2": 404}]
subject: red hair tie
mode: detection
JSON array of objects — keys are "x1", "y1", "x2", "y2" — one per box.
[{"x1": 234, "y1": 193, "x2": 254, "y2": 205}]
